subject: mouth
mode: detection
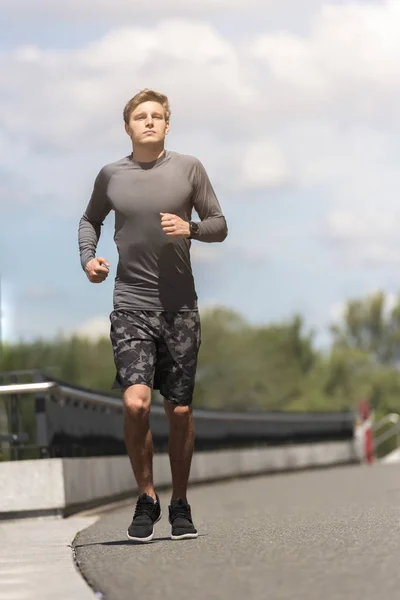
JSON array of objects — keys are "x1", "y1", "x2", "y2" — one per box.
[{"x1": 144, "y1": 131, "x2": 155, "y2": 135}]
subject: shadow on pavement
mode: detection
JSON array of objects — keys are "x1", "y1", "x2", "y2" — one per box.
[{"x1": 75, "y1": 534, "x2": 207, "y2": 548}]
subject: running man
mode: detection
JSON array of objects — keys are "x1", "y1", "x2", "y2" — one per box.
[{"x1": 78, "y1": 89, "x2": 228, "y2": 542}]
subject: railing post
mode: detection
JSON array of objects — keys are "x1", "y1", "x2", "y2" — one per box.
[
  {"x1": 0, "y1": 372, "x2": 9, "y2": 460},
  {"x1": 33, "y1": 372, "x2": 50, "y2": 458},
  {"x1": 9, "y1": 373, "x2": 22, "y2": 461}
]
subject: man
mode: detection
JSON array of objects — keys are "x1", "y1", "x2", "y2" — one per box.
[{"x1": 78, "y1": 88, "x2": 227, "y2": 543}]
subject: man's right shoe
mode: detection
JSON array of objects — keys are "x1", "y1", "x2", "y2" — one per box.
[
  {"x1": 169, "y1": 498, "x2": 198, "y2": 540},
  {"x1": 126, "y1": 493, "x2": 162, "y2": 543}
]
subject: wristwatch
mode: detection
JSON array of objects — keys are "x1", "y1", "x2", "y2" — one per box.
[{"x1": 189, "y1": 221, "x2": 200, "y2": 239}]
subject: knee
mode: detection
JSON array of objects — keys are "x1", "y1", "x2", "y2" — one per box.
[
  {"x1": 123, "y1": 387, "x2": 151, "y2": 421},
  {"x1": 167, "y1": 404, "x2": 192, "y2": 425}
]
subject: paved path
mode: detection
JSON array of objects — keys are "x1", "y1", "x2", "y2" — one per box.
[{"x1": 74, "y1": 463, "x2": 400, "y2": 600}]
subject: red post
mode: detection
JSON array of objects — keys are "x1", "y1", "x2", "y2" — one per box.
[{"x1": 359, "y1": 400, "x2": 374, "y2": 464}]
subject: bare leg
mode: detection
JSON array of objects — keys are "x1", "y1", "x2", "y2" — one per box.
[
  {"x1": 123, "y1": 384, "x2": 156, "y2": 500},
  {"x1": 163, "y1": 400, "x2": 195, "y2": 502}
]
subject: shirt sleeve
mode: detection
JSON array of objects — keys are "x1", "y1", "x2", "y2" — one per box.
[
  {"x1": 190, "y1": 159, "x2": 228, "y2": 243},
  {"x1": 78, "y1": 168, "x2": 112, "y2": 270}
]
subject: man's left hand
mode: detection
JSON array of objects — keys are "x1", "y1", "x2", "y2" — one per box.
[{"x1": 160, "y1": 213, "x2": 190, "y2": 238}]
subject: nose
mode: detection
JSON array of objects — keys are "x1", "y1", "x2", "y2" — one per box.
[{"x1": 145, "y1": 115, "x2": 154, "y2": 127}]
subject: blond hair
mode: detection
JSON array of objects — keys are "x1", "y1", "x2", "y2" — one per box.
[{"x1": 123, "y1": 89, "x2": 171, "y2": 124}]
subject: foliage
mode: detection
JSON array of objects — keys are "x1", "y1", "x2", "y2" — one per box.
[{"x1": 2, "y1": 291, "x2": 400, "y2": 418}]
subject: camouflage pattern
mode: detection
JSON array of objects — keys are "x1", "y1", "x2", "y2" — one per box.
[{"x1": 109, "y1": 309, "x2": 201, "y2": 406}]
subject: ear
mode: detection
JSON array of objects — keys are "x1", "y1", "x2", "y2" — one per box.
[
  {"x1": 124, "y1": 122, "x2": 131, "y2": 136},
  {"x1": 165, "y1": 122, "x2": 170, "y2": 135}
]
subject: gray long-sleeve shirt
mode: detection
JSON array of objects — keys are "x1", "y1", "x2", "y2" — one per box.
[{"x1": 78, "y1": 150, "x2": 228, "y2": 311}]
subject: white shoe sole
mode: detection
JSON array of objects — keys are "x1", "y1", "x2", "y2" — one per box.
[
  {"x1": 126, "y1": 510, "x2": 162, "y2": 543},
  {"x1": 170, "y1": 532, "x2": 198, "y2": 540}
]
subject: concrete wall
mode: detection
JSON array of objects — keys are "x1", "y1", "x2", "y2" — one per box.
[
  {"x1": 381, "y1": 448, "x2": 400, "y2": 464},
  {"x1": 0, "y1": 458, "x2": 66, "y2": 516},
  {"x1": 0, "y1": 440, "x2": 362, "y2": 519}
]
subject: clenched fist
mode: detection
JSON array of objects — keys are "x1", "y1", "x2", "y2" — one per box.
[
  {"x1": 85, "y1": 257, "x2": 110, "y2": 284},
  {"x1": 160, "y1": 213, "x2": 190, "y2": 238}
]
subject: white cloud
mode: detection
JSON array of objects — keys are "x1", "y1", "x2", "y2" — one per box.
[
  {"x1": 191, "y1": 242, "x2": 270, "y2": 265},
  {"x1": 191, "y1": 245, "x2": 220, "y2": 264},
  {"x1": 250, "y1": 0, "x2": 400, "y2": 121},
  {"x1": 0, "y1": 0, "x2": 260, "y2": 11},
  {"x1": 0, "y1": 0, "x2": 320, "y2": 19},
  {"x1": 71, "y1": 316, "x2": 110, "y2": 341},
  {"x1": 327, "y1": 211, "x2": 398, "y2": 242},
  {"x1": 1, "y1": 0, "x2": 400, "y2": 228},
  {"x1": 329, "y1": 300, "x2": 347, "y2": 324},
  {"x1": 325, "y1": 209, "x2": 400, "y2": 267},
  {"x1": 0, "y1": 20, "x2": 249, "y2": 146},
  {"x1": 4, "y1": 0, "x2": 400, "y2": 344},
  {"x1": 240, "y1": 140, "x2": 290, "y2": 188},
  {"x1": 0, "y1": 19, "x2": 257, "y2": 215}
]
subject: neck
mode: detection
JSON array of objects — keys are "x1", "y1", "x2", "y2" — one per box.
[{"x1": 132, "y1": 143, "x2": 165, "y2": 164}]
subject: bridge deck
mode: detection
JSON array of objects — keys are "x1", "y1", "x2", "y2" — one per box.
[{"x1": 74, "y1": 462, "x2": 400, "y2": 600}]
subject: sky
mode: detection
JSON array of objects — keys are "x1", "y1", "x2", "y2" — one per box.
[{"x1": 1, "y1": 0, "x2": 399, "y2": 348}]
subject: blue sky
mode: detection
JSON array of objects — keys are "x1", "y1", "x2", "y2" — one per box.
[{"x1": 1, "y1": 0, "x2": 399, "y2": 348}]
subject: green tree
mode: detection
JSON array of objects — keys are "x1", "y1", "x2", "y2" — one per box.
[
  {"x1": 1, "y1": 294, "x2": 400, "y2": 419},
  {"x1": 331, "y1": 290, "x2": 400, "y2": 364},
  {"x1": 195, "y1": 308, "x2": 318, "y2": 411}
]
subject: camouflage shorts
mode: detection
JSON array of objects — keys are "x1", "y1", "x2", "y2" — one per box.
[{"x1": 109, "y1": 309, "x2": 201, "y2": 406}]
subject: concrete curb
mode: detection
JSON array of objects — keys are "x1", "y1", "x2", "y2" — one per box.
[{"x1": 0, "y1": 439, "x2": 361, "y2": 519}]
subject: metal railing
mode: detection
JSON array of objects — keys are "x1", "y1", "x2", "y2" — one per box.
[
  {"x1": 0, "y1": 381, "x2": 122, "y2": 408},
  {"x1": 372, "y1": 413, "x2": 400, "y2": 457},
  {"x1": 0, "y1": 373, "x2": 125, "y2": 460},
  {"x1": 0, "y1": 370, "x2": 357, "y2": 461}
]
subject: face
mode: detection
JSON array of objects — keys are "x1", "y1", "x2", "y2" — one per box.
[{"x1": 125, "y1": 100, "x2": 169, "y2": 145}]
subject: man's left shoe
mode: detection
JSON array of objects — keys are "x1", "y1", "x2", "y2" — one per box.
[
  {"x1": 126, "y1": 493, "x2": 162, "y2": 543},
  {"x1": 169, "y1": 498, "x2": 198, "y2": 540}
]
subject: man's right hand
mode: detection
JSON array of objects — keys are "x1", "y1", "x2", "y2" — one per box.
[{"x1": 85, "y1": 257, "x2": 110, "y2": 284}]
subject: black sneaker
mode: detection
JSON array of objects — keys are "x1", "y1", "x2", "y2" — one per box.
[
  {"x1": 126, "y1": 493, "x2": 162, "y2": 543},
  {"x1": 169, "y1": 498, "x2": 198, "y2": 540}
]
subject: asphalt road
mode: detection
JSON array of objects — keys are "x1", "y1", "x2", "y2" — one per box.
[{"x1": 74, "y1": 463, "x2": 400, "y2": 600}]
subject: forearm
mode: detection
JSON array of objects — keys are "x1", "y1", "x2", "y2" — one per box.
[
  {"x1": 78, "y1": 214, "x2": 100, "y2": 270},
  {"x1": 192, "y1": 215, "x2": 228, "y2": 243}
]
